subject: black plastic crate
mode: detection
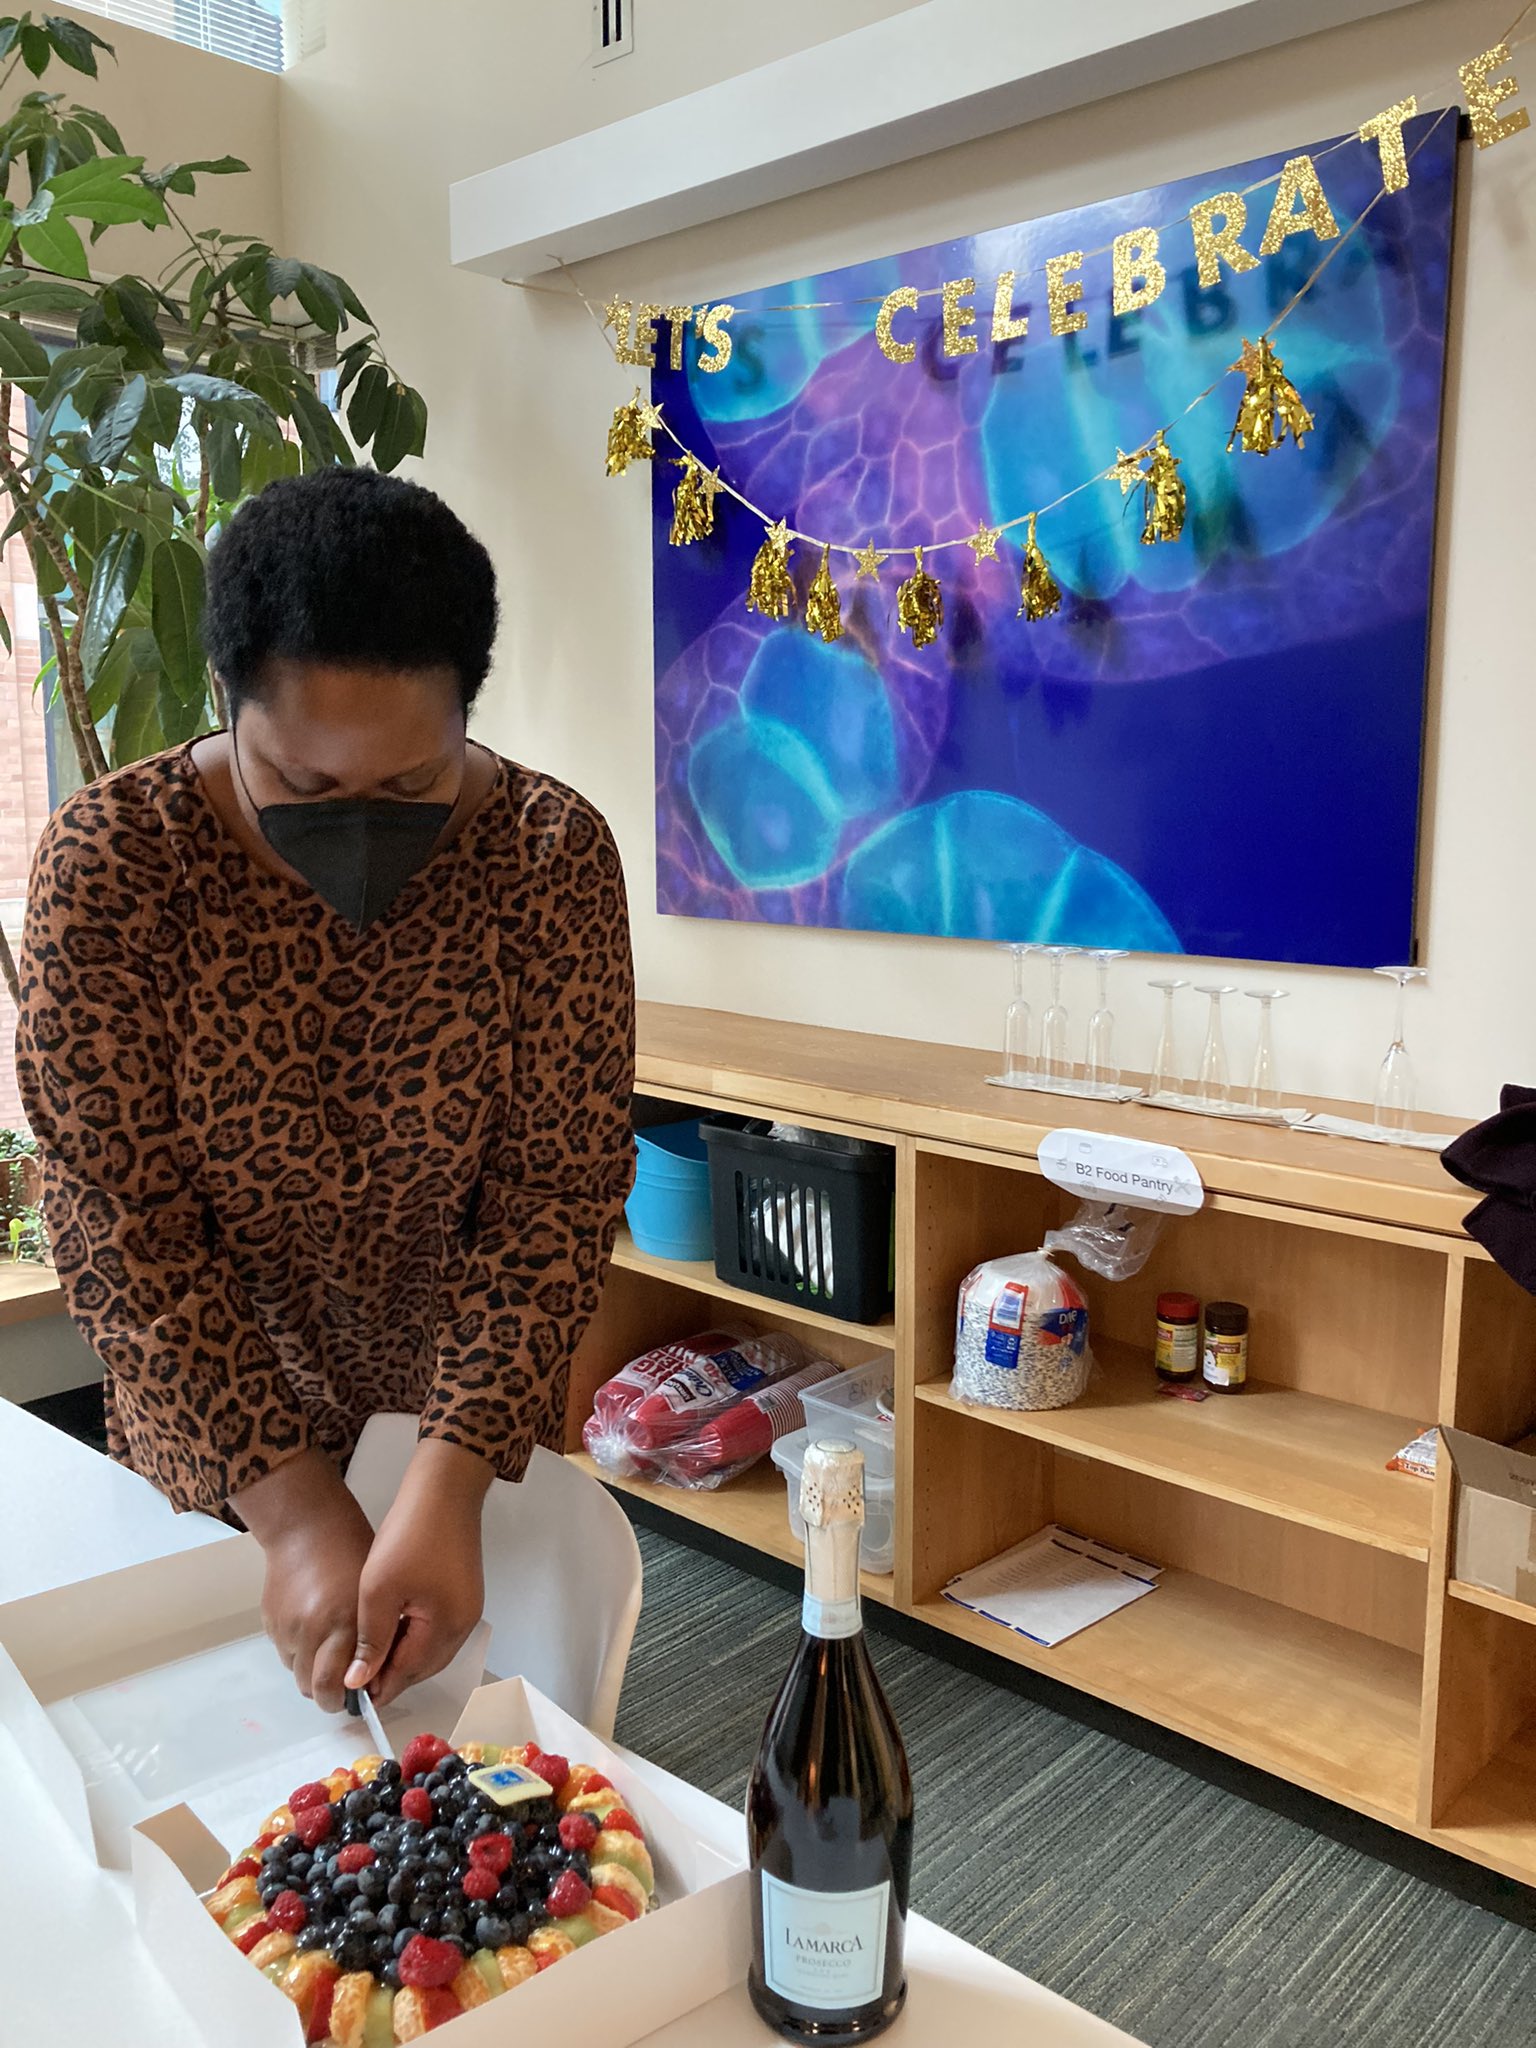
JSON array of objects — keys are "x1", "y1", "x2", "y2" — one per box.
[{"x1": 700, "y1": 1120, "x2": 895, "y2": 1325}]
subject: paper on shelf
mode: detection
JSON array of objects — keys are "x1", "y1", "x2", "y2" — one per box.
[
  {"x1": 942, "y1": 1525, "x2": 1161, "y2": 1646},
  {"x1": 1302, "y1": 1112, "x2": 1452, "y2": 1152}
]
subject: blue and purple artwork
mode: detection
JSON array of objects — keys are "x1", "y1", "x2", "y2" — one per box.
[{"x1": 651, "y1": 113, "x2": 1458, "y2": 966}]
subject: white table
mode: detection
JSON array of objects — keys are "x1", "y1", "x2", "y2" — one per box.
[{"x1": 0, "y1": 1397, "x2": 1144, "y2": 2047}]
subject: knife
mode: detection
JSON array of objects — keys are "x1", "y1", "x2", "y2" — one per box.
[{"x1": 344, "y1": 1684, "x2": 395, "y2": 1760}]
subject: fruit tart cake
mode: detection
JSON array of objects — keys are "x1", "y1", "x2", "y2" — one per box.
[{"x1": 204, "y1": 1732, "x2": 655, "y2": 2042}]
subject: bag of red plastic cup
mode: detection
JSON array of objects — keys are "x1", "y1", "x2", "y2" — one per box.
[
  {"x1": 650, "y1": 1355, "x2": 843, "y2": 1489},
  {"x1": 623, "y1": 1329, "x2": 814, "y2": 1455},
  {"x1": 582, "y1": 1328, "x2": 751, "y2": 1476}
]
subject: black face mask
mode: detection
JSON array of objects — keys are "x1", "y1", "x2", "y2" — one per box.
[{"x1": 235, "y1": 736, "x2": 455, "y2": 932}]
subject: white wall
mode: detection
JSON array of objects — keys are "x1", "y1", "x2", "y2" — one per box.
[{"x1": 258, "y1": 6, "x2": 1536, "y2": 1113}]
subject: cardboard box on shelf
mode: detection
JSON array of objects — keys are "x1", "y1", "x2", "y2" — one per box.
[{"x1": 1443, "y1": 1426, "x2": 1536, "y2": 1608}]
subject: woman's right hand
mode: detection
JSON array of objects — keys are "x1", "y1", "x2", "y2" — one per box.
[{"x1": 232, "y1": 1450, "x2": 380, "y2": 1713}]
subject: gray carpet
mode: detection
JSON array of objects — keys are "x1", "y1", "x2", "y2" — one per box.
[{"x1": 615, "y1": 1524, "x2": 1536, "y2": 2048}]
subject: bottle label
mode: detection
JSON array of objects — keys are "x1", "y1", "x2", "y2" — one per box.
[
  {"x1": 1155, "y1": 1321, "x2": 1198, "y2": 1375},
  {"x1": 1203, "y1": 1334, "x2": 1247, "y2": 1386},
  {"x1": 761, "y1": 1870, "x2": 890, "y2": 2010}
]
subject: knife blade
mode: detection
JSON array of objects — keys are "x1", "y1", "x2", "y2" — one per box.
[{"x1": 345, "y1": 1684, "x2": 394, "y2": 1760}]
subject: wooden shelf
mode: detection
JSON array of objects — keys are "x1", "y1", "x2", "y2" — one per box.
[
  {"x1": 0, "y1": 1262, "x2": 61, "y2": 1328},
  {"x1": 569, "y1": 1002, "x2": 1536, "y2": 1888},
  {"x1": 1434, "y1": 1719, "x2": 1536, "y2": 1885},
  {"x1": 917, "y1": 1568, "x2": 1422, "y2": 1827},
  {"x1": 609, "y1": 1227, "x2": 896, "y2": 1349},
  {"x1": 634, "y1": 1001, "x2": 1473, "y2": 1237},
  {"x1": 914, "y1": 1344, "x2": 1433, "y2": 1559},
  {"x1": 569, "y1": 1450, "x2": 895, "y2": 1605},
  {"x1": 1448, "y1": 1579, "x2": 1536, "y2": 1627}
]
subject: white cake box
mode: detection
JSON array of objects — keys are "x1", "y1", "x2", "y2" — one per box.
[{"x1": 0, "y1": 1538, "x2": 749, "y2": 2048}]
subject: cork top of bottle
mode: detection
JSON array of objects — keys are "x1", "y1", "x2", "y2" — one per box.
[{"x1": 800, "y1": 1438, "x2": 866, "y2": 1530}]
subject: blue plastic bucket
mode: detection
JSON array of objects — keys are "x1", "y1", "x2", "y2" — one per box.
[{"x1": 626, "y1": 1120, "x2": 714, "y2": 1261}]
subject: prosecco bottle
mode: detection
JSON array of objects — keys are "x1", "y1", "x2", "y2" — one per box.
[{"x1": 747, "y1": 1438, "x2": 914, "y2": 2043}]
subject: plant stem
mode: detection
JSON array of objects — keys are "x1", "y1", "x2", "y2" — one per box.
[
  {"x1": 0, "y1": 926, "x2": 19, "y2": 1010},
  {"x1": 38, "y1": 578, "x2": 107, "y2": 780}
]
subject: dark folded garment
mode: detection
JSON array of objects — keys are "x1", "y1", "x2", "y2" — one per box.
[{"x1": 1443, "y1": 1084, "x2": 1536, "y2": 1294}]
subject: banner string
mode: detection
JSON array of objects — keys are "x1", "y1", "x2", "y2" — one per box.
[{"x1": 559, "y1": 103, "x2": 1458, "y2": 561}]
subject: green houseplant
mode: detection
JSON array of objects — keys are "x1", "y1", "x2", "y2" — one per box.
[{"x1": 0, "y1": 10, "x2": 430, "y2": 1005}]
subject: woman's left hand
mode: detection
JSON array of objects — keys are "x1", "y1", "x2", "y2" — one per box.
[{"x1": 346, "y1": 1439, "x2": 493, "y2": 1708}]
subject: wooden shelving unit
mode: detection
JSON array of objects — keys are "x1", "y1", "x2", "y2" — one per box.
[
  {"x1": 610, "y1": 1227, "x2": 897, "y2": 1349},
  {"x1": 566, "y1": 1002, "x2": 1536, "y2": 1887}
]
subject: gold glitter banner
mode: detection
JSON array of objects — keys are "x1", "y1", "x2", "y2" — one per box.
[
  {"x1": 575, "y1": 9, "x2": 1533, "y2": 651},
  {"x1": 527, "y1": 13, "x2": 1532, "y2": 379}
]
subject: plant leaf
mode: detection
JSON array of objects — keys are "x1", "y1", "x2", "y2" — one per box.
[
  {"x1": 37, "y1": 342, "x2": 124, "y2": 411},
  {"x1": 149, "y1": 535, "x2": 207, "y2": 708},
  {"x1": 0, "y1": 275, "x2": 93, "y2": 313},
  {"x1": 166, "y1": 369, "x2": 281, "y2": 439},
  {"x1": 0, "y1": 315, "x2": 50, "y2": 384},
  {"x1": 286, "y1": 375, "x2": 337, "y2": 465},
  {"x1": 42, "y1": 13, "x2": 112, "y2": 75},
  {"x1": 293, "y1": 273, "x2": 340, "y2": 334},
  {"x1": 264, "y1": 254, "x2": 302, "y2": 302},
  {"x1": 19, "y1": 210, "x2": 87, "y2": 276},
  {"x1": 87, "y1": 622, "x2": 147, "y2": 721},
  {"x1": 140, "y1": 153, "x2": 248, "y2": 195},
  {"x1": 58, "y1": 115, "x2": 94, "y2": 165},
  {"x1": 79, "y1": 525, "x2": 144, "y2": 683},
  {"x1": 346, "y1": 361, "x2": 388, "y2": 446},
  {"x1": 46, "y1": 151, "x2": 164, "y2": 226},
  {"x1": 206, "y1": 413, "x2": 242, "y2": 501},
  {"x1": 142, "y1": 378, "x2": 182, "y2": 448},
  {"x1": 110, "y1": 657, "x2": 164, "y2": 767},
  {"x1": 19, "y1": 23, "x2": 51, "y2": 75},
  {"x1": 69, "y1": 105, "x2": 126, "y2": 155},
  {"x1": 85, "y1": 370, "x2": 146, "y2": 467},
  {"x1": 371, "y1": 384, "x2": 426, "y2": 473}
]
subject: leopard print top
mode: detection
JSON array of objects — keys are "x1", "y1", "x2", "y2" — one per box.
[{"x1": 14, "y1": 742, "x2": 636, "y2": 1515}]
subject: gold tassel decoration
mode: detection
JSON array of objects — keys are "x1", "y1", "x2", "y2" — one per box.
[
  {"x1": 805, "y1": 545, "x2": 845, "y2": 644},
  {"x1": 896, "y1": 545, "x2": 943, "y2": 650},
  {"x1": 1226, "y1": 336, "x2": 1315, "y2": 456},
  {"x1": 1140, "y1": 431, "x2": 1186, "y2": 546},
  {"x1": 1016, "y1": 514, "x2": 1062, "y2": 622},
  {"x1": 746, "y1": 520, "x2": 795, "y2": 620},
  {"x1": 669, "y1": 455, "x2": 719, "y2": 546},
  {"x1": 605, "y1": 389, "x2": 656, "y2": 478}
]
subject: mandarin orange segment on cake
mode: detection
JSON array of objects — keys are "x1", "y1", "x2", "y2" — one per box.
[{"x1": 205, "y1": 1734, "x2": 655, "y2": 2042}]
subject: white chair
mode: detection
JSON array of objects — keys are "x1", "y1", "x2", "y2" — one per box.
[{"x1": 343, "y1": 1416, "x2": 643, "y2": 1740}]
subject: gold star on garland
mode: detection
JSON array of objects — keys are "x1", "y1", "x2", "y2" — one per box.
[
  {"x1": 854, "y1": 539, "x2": 889, "y2": 580},
  {"x1": 637, "y1": 396, "x2": 664, "y2": 431},
  {"x1": 965, "y1": 521, "x2": 1002, "y2": 562},
  {"x1": 1229, "y1": 336, "x2": 1265, "y2": 380},
  {"x1": 1110, "y1": 446, "x2": 1148, "y2": 495}
]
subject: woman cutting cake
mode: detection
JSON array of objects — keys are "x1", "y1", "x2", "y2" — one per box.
[{"x1": 14, "y1": 466, "x2": 635, "y2": 1717}]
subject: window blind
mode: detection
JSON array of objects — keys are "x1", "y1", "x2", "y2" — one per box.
[{"x1": 61, "y1": 0, "x2": 324, "y2": 74}]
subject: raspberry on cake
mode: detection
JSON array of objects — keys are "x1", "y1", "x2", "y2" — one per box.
[{"x1": 205, "y1": 1735, "x2": 655, "y2": 2041}]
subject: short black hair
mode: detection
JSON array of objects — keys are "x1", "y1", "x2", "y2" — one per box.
[{"x1": 204, "y1": 466, "x2": 500, "y2": 714}]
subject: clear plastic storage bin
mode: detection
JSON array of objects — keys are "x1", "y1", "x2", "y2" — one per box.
[
  {"x1": 799, "y1": 1354, "x2": 896, "y2": 1483},
  {"x1": 771, "y1": 1424, "x2": 896, "y2": 1575}
]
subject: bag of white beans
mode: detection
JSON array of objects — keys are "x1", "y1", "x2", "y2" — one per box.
[{"x1": 951, "y1": 1250, "x2": 1092, "y2": 1413}]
